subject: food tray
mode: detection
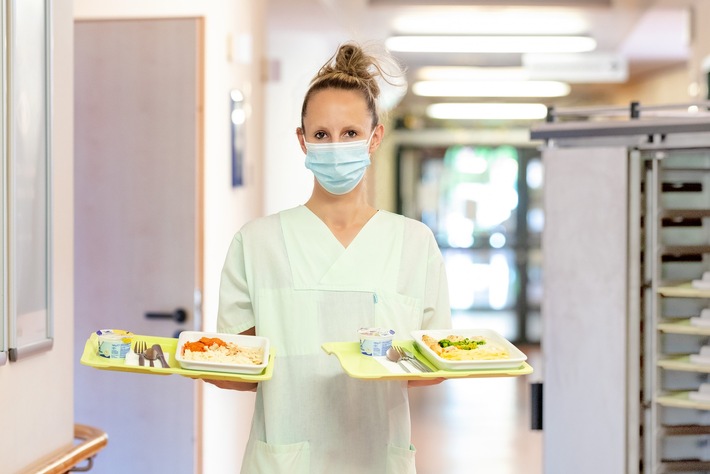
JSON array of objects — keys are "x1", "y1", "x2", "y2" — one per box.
[
  {"x1": 80, "y1": 332, "x2": 274, "y2": 382},
  {"x1": 411, "y1": 328, "x2": 528, "y2": 370},
  {"x1": 322, "y1": 340, "x2": 532, "y2": 381}
]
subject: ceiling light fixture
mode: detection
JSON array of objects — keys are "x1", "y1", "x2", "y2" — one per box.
[
  {"x1": 426, "y1": 103, "x2": 548, "y2": 121},
  {"x1": 393, "y1": 9, "x2": 588, "y2": 36},
  {"x1": 386, "y1": 35, "x2": 597, "y2": 54},
  {"x1": 413, "y1": 80, "x2": 571, "y2": 98},
  {"x1": 417, "y1": 66, "x2": 529, "y2": 82}
]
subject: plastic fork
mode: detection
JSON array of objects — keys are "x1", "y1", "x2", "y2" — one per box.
[
  {"x1": 394, "y1": 345, "x2": 432, "y2": 372},
  {"x1": 133, "y1": 340, "x2": 147, "y2": 366}
]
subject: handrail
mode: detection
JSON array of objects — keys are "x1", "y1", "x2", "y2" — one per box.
[{"x1": 20, "y1": 424, "x2": 108, "y2": 474}]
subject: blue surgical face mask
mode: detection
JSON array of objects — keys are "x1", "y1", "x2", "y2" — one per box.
[{"x1": 304, "y1": 130, "x2": 375, "y2": 195}]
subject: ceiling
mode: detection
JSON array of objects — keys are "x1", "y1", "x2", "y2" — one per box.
[{"x1": 267, "y1": 0, "x2": 691, "y2": 127}]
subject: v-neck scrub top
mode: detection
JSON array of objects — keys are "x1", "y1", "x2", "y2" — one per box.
[{"x1": 218, "y1": 205, "x2": 452, "y2": 474}]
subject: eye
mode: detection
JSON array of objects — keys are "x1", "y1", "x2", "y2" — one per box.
[
  {"x1": 344, "y1": 130, "x2": 358, "y2": 139},
  {"x1": 314, "y1": 131, "x2": 327, "y2": 140}
]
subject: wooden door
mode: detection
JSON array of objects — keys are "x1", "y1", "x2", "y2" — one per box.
[{"x1": 73, "y1": 18, "x2": 203, "y2": 472}]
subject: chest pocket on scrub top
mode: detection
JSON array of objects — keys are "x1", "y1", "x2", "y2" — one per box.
[
  {"x1": 373, "y1": 290, "x2": 423, "y2": 336},
  {"x1": 314, "y1": 290, "x2": 376, "y2": 343}
]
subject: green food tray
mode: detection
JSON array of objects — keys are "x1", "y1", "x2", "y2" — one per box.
[
  {"x1": 80, "y1": 333, "x2": 274, "y2": 382},
  {"x1": 321, "y1": 340, "x2": 533, "y2": 380}
]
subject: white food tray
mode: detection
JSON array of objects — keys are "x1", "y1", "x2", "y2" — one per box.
[{"x1": 411, "y1": 328, "x2": 527, "y2": 371}]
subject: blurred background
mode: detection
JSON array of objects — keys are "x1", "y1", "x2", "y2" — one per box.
[
  {"x1": 266, "y1": 0, "x2": 695, "y2": 345},
  {"x1": 62, "y1": 1, "x2": 710, "y2": 473}
]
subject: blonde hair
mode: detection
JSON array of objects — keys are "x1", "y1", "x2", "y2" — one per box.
[{"x1": 300, "y1": 42, "x2": 405, "y2": 132}]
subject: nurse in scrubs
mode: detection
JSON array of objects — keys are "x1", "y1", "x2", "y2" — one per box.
[{"x1": 211, "y1": 42, "x2": 452, "y2": 473}]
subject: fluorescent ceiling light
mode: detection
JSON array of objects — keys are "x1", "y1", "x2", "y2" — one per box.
[
  {"x1": 413, "y1": 80, "x2": 571, "y2": 98},
  {"x1": 386, "y1": 35, "x2": 597, "y2": 54},
  {"x1": 426, "y1": 103, "x2": 548, "y2": 120},
  {"x1": 393, "y1": 9, "x2": 588, "y2": 35},
  {"x1": 418, "y1": 66, "x2": 529, "y2": 81}
]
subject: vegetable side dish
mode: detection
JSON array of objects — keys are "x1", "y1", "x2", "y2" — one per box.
[{"x1": 422, "y1": 334, "x2": 509, "y2": 361}]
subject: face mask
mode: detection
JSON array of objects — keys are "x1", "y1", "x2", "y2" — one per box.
[{"x1": 304, "y1": 130, "x2": 375, "y2": 195}]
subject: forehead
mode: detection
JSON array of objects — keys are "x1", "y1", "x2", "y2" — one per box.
[{"x1": 303, "y1": 88, "x2": 371, "y2": 128}]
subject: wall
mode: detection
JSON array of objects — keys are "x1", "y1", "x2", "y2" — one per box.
[
  {"x1": 264, "y1": 31, "x2": 406, "y2": 215},
  {"x1": 0, "y1": 0, "x2": 75, "y2": 472},
  {"x1": 73, "y1": 1, "x2": 265, "y2": 473},
  {"x1": 684, "y1": 0, "x2": 710, "y2": 97},
  {"x1": 263, "y1": 32, "x2": 340, "y2": 215},
  {"x1": 610, "y1": 63, "x2": 690, "y2": 105},
  {"x1": 611, "y1": 0, "x2": 710, "y2": 105}
]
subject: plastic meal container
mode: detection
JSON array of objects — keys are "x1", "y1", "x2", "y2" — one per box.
[
  {"x1": 410, "y1": 328, "x2": 527, "y2": 371},
  {"x1": 175, "y1": 331, "x2": 270, "y2": 375}
]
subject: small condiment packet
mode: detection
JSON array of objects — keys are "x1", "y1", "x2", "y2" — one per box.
[{"x1": 689, "y1": 383, "x2": 710, "y2": 403}]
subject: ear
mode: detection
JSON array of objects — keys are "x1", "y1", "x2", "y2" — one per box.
[
  {"x1": 296, "y1": 127, "x2": 308, "y2": 154},
  {"x1": 368, "y1": 123, "x2": 385, "y2": 154}
]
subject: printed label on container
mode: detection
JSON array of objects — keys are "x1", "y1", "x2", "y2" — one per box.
[
  {"x1": 358, "y1": 328, "x2": 394, "y2": 357},
  {"x1": 96, "y1": 329, "x2": 133, "y2": 359}
]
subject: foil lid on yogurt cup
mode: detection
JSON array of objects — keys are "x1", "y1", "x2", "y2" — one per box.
[{"x1": 358, "y1": 327, "x2": 395, "y2": 338}]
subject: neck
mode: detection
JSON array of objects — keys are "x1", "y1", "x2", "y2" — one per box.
[{"x1": 305, "y1": 181, "x2": 375, "y2": 229}]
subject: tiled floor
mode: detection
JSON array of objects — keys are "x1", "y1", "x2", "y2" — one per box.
[{"x1": 410, "y1": 344, "x2": 543, "y2": 474}]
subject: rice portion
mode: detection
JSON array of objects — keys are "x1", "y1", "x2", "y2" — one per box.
[{"x1": 182, "y1": 339, "x2": 264, "y2": 365}]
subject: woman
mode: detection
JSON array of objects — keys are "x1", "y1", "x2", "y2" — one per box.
[{"x1": 212, "y1": 42, "x2": 451, "y2": 473}]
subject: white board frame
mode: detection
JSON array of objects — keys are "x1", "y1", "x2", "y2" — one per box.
[
  {"x1": 0, "y1": 0, "x2": 7, "y2": 366},
  {"x1": 6, "y1": 0, "x2": 53, "y2": 361}
]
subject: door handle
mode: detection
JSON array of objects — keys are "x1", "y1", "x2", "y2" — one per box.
[
  {"x1": 145, "y1": 308, "x2": 188, "y2": 323},
  {"x1": 530, "y1": 382, "x2": 543, "y2": 430}
]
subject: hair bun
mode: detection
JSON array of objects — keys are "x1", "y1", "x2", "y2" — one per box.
[{"x1": 301, "y1": 41, "x2": 406, "y2": 130}]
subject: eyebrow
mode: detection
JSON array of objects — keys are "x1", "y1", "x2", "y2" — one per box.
[{"x1": 309, "y1": 124, "x2": 365, "y2": 133}]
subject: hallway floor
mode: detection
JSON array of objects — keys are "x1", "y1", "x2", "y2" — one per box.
[{"x1": 410, "y1": 344, "x2": 543, "y2": 474}]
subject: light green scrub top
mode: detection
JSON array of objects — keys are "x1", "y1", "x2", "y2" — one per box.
[{"x1": 218, "y1": 205, "x2": 451, "y2": 474}]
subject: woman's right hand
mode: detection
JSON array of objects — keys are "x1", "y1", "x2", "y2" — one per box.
[
  {"x1": 202, "y1": 327, "x2": 259, "y2": 391},
  {"x1": 203, "y1": 379, "x2": 257, "y2": 392}
]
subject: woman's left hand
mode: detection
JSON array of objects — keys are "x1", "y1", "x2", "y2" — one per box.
[{"x1": 408, "y1": 377, "x2": 446, "y2": 388}]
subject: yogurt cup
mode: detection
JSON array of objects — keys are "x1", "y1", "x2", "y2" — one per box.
[
  {"x1": 96, "y1": 329, "x2": 133, "y2": 359},
  {"x1": 358, "y1": 327, "x2": 395, "y2": 357}
]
